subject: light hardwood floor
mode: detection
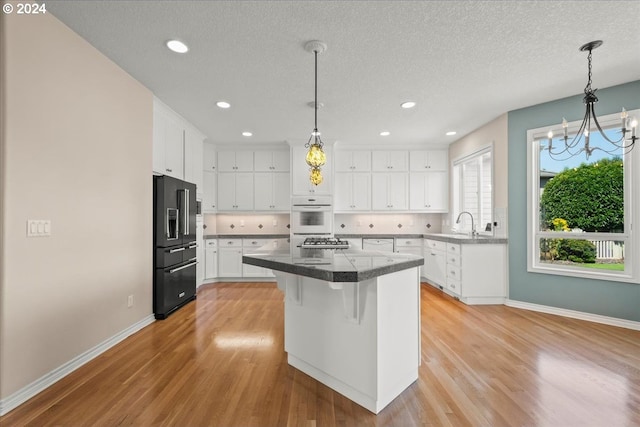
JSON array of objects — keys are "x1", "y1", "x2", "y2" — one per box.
[{"x1": 2, "y1": 282, "x2": 639, "y2": 426}]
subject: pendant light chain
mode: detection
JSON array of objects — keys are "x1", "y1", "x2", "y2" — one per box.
[{"x1": 314, "y1": 49, "x2": 318, "y2": 133}]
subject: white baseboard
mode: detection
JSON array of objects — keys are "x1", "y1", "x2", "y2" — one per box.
[
  {"x1": 505, "y1": 299, "x2": 640, "y2": 331},
  {"x1": 0, "y1": 314, "x2": 155, "y2": 416}
]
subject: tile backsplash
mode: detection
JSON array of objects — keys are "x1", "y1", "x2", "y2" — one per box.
[
  {"x1": 205, "y1": 212, "x2": 445, "y2": 236},
  {"x1": 335, "y1": 213, "x2": 443, "y2": 235},
  {"x1": 205, "y1": 213, "x2": 290, "y2": 235}
]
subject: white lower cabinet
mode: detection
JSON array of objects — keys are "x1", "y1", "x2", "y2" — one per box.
[
  {"x1": 424, "y1": 239, "x2": 507, "y2": 305},
  {"x1": 205, "y1": 239, "x2": 218, "y2": 279},
  {"x1": 242, "y1": 238, "x2": 275, "y2": 277},
  {"x1": 423, "y1": 239, "x2": 447, "y2": 289},
  {"x1": 206, "y1": 237, "x2": 286, "y2": 280},
  {"x1": 218, "y1": 239, "x2": 243, "y2": 277},
  {"x1": 394, "y1": 238, "x2": 423, "y2": 278}
]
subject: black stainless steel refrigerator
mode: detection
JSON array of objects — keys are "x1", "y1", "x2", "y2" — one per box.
[{"x1": 153, "y1": 175, "x2": 197, "y2": 319}]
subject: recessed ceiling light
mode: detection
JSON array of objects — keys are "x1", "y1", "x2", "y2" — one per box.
[
  {"x1": 446, "y1": 131, "x2": 457, "y2": 136},
  {"x1": 216, "y1": 101, "x2": 231, "y2": 109},
  {"x1": 242, "y1": 131, "x2": 252, "y2": 137},
  {"x1": 380, "y1": 131, "x2": 390, "y2": 136},
  {"x1": 166, "y1": 40, "x2": 189, "y2": 53},
  {"x1": 401, "y1": 101, "x2": 416, "y2": 109}
]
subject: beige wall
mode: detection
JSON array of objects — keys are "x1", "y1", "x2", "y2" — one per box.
[
  {"x1": 1, "y1": 10, "x2": 153, "y2": 399},
  {"x1": 448, "y1": 114, "x2": 508, "y2": 230}
]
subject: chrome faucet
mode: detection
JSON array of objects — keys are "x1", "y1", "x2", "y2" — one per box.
[{"x1": 456, "y1": 211, "x2": 476, "y2": 237}]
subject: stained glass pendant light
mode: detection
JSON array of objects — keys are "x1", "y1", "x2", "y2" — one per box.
[{"x1": 304, "y1": 40, "x2": 327, "y2": 185}]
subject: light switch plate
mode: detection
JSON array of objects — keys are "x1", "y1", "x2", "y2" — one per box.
[{"x1": 27, "y1": 220, "x2": 51, "y2": 237}]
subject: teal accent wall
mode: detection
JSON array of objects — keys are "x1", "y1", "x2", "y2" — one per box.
[{"x1": 507, "y1": 80, "x2": 640, "y2": 322}]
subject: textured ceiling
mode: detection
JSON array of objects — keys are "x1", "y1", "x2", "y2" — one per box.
[{"x1": 47, "y1": 1, "x2": 640, "y2": 147}]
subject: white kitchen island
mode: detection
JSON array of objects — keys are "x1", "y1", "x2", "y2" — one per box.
[{"x1": 243, "y1": 246, "x2": 423, "y2": 414}]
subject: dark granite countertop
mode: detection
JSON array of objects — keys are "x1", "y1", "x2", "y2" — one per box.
[
  {"x1": 204, "y1": 234, "x2": 289, "y2": 240},
  {"x1": 242, "y1": 244, "x2": 423, "y2": 283},
  {"x1": 422, "y1": 233, "x2": 508, "y2": 244},
  {"x1": 335, "y1": 234, "x2": 424, "y2": 239}
]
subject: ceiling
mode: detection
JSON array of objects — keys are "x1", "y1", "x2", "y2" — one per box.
[{"x1": 47, "y1": 1, "x2": 640, "y2": 147}]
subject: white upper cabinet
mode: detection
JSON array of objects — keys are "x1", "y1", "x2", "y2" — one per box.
[
  {"x1": 291, "y1": 145, "x2": 333, "y2": 195},
  {"x1": 202, "y1": 170, "x2": 217, "y2": 212},
  {"x1": 153, "y1": 104, "x2": 184, "y2": 179},
  {"x1": 335, "y1": 172, "x2": 371, "y2": 211},
  {"x1": 183, "y1": 126, "x2": 204, "y2": 194},
  {"x1": 203, "y1": 143, "x2": 217, "y2": 171},
  {"x1": 153, "y1": 97, "x2": 207, "y2": 185},
  {"x1": 409, "y1": 171, "x2": 448, "y2": 212},
  {"x1": 371, "y1": 173, "x2": 408, "y2": 210},
  {"x1": 335, "y1": 150, "x2": 371, "y2": 172},
  {"x1": 371, "y1": 151, "x2": 409, "y2": 172},
  {"x1": 409, "y1": 150, "x2": 448, "y2": 171},
  {"x1": 254, "y1": 150, "x2": 290, "y2": 172},
  {"x1": 217, "y1": 172, "x2": 254, "y2": 210},
  {"x1": 217, "y1": 151, "x2": 254, "y2": 172},
  {"x1": 254, "y1": 172, "x2": 290, "y2": 211}
]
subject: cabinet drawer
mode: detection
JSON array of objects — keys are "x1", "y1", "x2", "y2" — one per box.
[
  {"x1": 220, "y1": 239, "x2": 242, "y2": 247},
  {"x1": 395, "y1": 238, "x2": 422, "y2": 247},
  {"x1": 424, "y1": 239, "x2": 446, "y2": 251},
  {"x1": 447, "y1": 253, "x2": 461, "y2": 267},
  {"x1": 205, "y1": 240, "x2": 217, "y2": 248},
  {"x1": 447, "y1": 278, "x2": 461, "y2": 295},
  {"x1": 446, "y1": 264, "x2": 461, "y2": 281},
  {"x1": 243, "y1": 238, "x2": 277, "y2": 250},
  {"x1": 446, "y1": 243, "x2": 461, "y2": 255}
]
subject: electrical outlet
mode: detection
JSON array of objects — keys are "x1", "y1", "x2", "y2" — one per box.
[
  {"x1": 240, "y1": 220, "x2": 245, "y2": 227},
  {"x1": 273, "y1": 219, "x2": 278, "y2": 227},
  {"x1": 127, "y1": 295, "x2": 134, "y2": 308}
]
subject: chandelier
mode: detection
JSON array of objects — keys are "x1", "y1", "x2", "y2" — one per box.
[
  {"x1": 546, "y1": 40, "x2": 637, "y2": 160},
  {"x1": 304, "y1": 40, "x2": 327, "y2": 185}
]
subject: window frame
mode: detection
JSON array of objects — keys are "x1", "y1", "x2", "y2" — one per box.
[
  {"x1": 452, "y1": 144, "x2": 494, "y2": 236},
  {"x1": 526, "y1": 110, "x2": 639, "y2": 284}
]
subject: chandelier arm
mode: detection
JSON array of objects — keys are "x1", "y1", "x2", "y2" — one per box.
[
  {"x1": 560, "y1": 109, "x2": 590, "y2": 151},
  {"x1": 589, "y1": 104, "x2": 626, "y2": 145}
]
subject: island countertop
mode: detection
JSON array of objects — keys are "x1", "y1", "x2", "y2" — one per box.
[{"x1": 243, "y1": 245, "x2": 423, "y2": 283}]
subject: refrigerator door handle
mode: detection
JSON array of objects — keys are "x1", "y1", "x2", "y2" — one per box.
[
  {"x1": 179, "y1": 189, "x2": 190, "y2": 236},
  {"x1": 168, "y1": 261, "x2": 197, "y2": 274}
]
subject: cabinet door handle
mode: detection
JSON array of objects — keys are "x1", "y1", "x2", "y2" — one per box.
[{"x1": 166, "y1": 168, "x2": 172, "y2": 172}]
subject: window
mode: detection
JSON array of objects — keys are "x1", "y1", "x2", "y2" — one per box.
[
  {"x1": 452, "y1": 146, "x2": 493, "y2": 235},
  {"x1": 527, "y1": 110, "x2": 639, "y2": 283}
]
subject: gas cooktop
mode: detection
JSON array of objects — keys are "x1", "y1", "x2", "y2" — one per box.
[{"x1": 300, "y1": 237, "x2": 350, "y2": 249}]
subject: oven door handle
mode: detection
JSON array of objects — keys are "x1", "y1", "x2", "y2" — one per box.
[{"x1": 168, "y1": 261, "x2": 197, "y2": 274}]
